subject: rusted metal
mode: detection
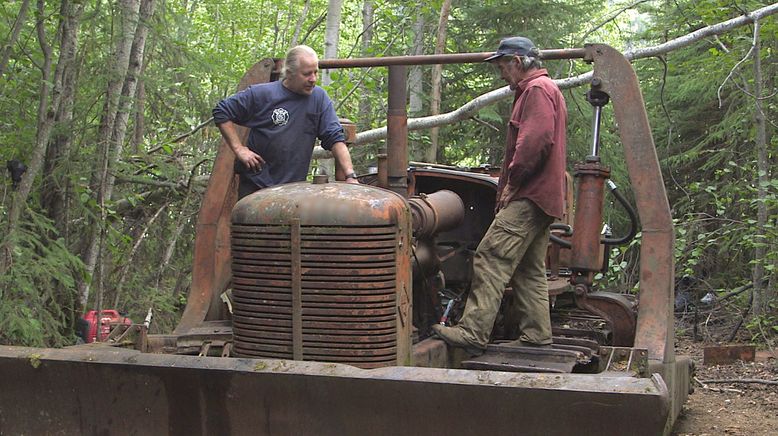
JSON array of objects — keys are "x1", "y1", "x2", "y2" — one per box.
[
  {"x1": 575, "y1": 286, "x2": 637, "y2": 347},
  {"x1": 340, "y1": 118, "x2": 357, "y2": 144},
  {"x1": 175, "y1": 58, "x2": 275, "y2": 335},
  {"x1": 0, "y1": 345, "x2": 670, "y2": 436},
  {"x1": 703, "y1": 344, "x2": 756, "y2": 365},
  {"x1": 570, "y1": 159, "x2": 610, "y2": 275},
  {"x1": 586, "y1": 44, "x2": 675, "y2": 364},
  {"x1": 317, "y1": 49, "x2": 587, "y2": 69},
  {"x1": 601, "y1": 346, "x2": 650, "y2": 376},
  {"x1": 408, "y1": 190, "x2": 465, "y2": 238},
  {"x1": 462, "y1": 343, "x2": 588, "y2": 373},
  {"x1": 377, "y1": 148, "x2": 388, "y2": 188},
  {"x1": 230, "y1": 181, "x2": 411, "y2": 368},
  {"x1": 387, "y1": 65, "x2": 408, "y2": 197},
  {"x1": 291, "y1": 218, "x2": 302, "y2": 360}
]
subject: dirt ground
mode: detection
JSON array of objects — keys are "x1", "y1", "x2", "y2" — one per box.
[{"x1": 671, "y1": 325, "x2": 777, "y2": 435}]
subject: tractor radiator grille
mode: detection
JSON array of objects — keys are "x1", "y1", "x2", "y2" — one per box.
[{"x1": 231, "y1": 223, "x2": 399, "y2": 369}]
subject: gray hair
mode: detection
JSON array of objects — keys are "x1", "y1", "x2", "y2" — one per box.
[
  {"x1": 283, "y1": 45, "x2": 319, "y2": 78},
  {"x1": 524, "y1": 56, "x2": 543, "y2": 70}
]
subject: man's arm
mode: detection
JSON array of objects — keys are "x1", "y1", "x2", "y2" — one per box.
[
  {"x1": 330, "y1": 141, "x2": 359, "y2": 184},
  {"x1": 216, "y1": 121, "x2": 265, "y2": 171}
]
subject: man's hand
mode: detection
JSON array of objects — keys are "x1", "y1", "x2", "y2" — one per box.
[
  {"x1": 217, "y1": 121, "x2": 265, "y2": 172},
  {"x1": 496, "y1": 182, "x2": 519, "y2": 212},
  {"x1": 234, "y1": 146, "x2": 265, "y2": 172},
  {"x1": 345, "y1": 172, "x2": 360, "y2": 184}
]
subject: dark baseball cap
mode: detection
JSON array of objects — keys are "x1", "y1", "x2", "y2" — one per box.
[{"x1": 484, "y1": 36, "x2": 537, "y2": 62}]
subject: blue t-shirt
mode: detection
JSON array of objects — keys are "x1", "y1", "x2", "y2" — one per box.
[{"x1": 213, "y1": 81, "x2": 345, "y2": 188}]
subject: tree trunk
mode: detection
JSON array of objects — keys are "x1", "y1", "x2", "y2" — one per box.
[
  {"x1": 408, "y1": 13, "x2": 426, "y2": 161},
  {"x1": 132, "y1": 58, "x2": 148, "y2": 154},
  {"x1": 751, "y1": 23, "x2": 768, "y2": 316},
  {"x1": 357, "y1": 0, "x2": 374, "y2": 131},
  {"x1": 290, "y1": 0, "x2": 312, "y2": 46},
  {"x1": 408, "y1": 13, "x2": 426, "y2": 115},
  {"x1": 41, "y1": 0, "x2": 86, "y2": 238},
  {"x1": 425, "y1": 0, "x2": 452, "y2": 163},
  {"x1": 78, "y1": 0, "x2": 142, "y2": 308},
  {"x1": 322, "y1": 0, "x2": 344, "y2": 86},
  {"x1": 0, "y1": 0, "x2": 31, "y2": 85}
]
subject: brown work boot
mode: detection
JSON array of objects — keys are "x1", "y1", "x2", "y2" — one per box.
[{"x1": 431, "y1": 324, "x2": 486, "y2": 356}]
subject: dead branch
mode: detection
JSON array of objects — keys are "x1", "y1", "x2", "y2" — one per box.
[
  {"x1": 346, "y1": 2, "x2": 778, "y2": 147},
  {"x1": 717, "y1": 20, "x2": 760, "y2": 108},
  {"x1": 147, "y1": 117, "x2": 214, "y2": 154},
  {"x1": 694, "y1": 377, "x2": 745, "y2": 394},
  {"x1": 699, "y1": 378, "x2": 778, "y2": 386}
]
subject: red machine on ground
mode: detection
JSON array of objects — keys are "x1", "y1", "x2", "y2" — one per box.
[{"x1": 80, "y1": 310, "x2": 132, "y2": 343}]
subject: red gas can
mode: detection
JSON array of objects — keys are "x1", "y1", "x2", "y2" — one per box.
[{"x1": 81, "y1": 310, "x2": 131, "y2": 343}]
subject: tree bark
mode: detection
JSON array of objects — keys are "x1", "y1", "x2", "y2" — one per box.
[
  {"x1": 408, "y1": 13, "x2": 426, "y2": 160},
  {"x1": 132, "y1": 51, "x2": 149, "y2": 155},
  {"x1": 425, "y1": 0, "x2": 452, "y2": 163},
  {"x1": 356, "y1": 0, "x2": 374, "y2": 131},
  {"x1": 750, "y1": 22, "x2": 768, "y2": 316},
  {"x1": 322, "y1": 0, "x2": 344, "y2": 86},
  {"x1": 41, "y1": 0, "x2": 86, "y2": 238},
  {"x1": 290, "y1": 0, "x2": 312, "y2": 47},
  {"x1": 0, "y1": 0, "x2": 31, "y2": 85},
  {"x1": 408, "y1": 14, "x2": 426, "y2": 116}
]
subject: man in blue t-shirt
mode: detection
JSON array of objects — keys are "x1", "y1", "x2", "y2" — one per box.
[{"x1": 213, "y1": 45, "x2": 359, "y2": 198}]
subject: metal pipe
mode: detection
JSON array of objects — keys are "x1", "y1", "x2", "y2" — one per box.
[
  {"x1": 377, "y1": 148, "x2": 388, "y2": 189},
  {"x1": 318, "y1": 49, "x2": 587, "y2": 69},
  {"x1": 387, "y1": 65, "x2": 408, "y2": 197},
  {"x1": 591, "y1": 106, "x2": 603, "y2": 157}
]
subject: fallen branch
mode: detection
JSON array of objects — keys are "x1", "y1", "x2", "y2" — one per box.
[
  {"x1": 694, "y1": 376, "x2": 745, "y2": 394},
  {"x1": 698, "y1": 378, "x2": 778, "y2": 386}
]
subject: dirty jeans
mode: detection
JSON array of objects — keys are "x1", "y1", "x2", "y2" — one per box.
[{"x1": 457, "y1": 199, "x2": 554, "y2": 347}]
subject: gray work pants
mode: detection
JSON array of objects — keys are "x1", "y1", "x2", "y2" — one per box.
[{"x1": 458, "y1": 199, "x2": 554, "y2": 347}]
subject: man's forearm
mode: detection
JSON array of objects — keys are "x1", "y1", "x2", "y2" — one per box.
[
  {"x1": 330, "y1": 142, "x2": 356, "y2": 180},
  {"x1": 217, "y1": 121, "x2": 245, "y2": 155}
]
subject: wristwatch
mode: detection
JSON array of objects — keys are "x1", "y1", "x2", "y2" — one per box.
[{"x1": 345, "y1": 172, "x2": 358, "y2": 180}]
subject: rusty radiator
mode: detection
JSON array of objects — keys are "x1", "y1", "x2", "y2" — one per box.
[{"x1": 230, "y1": 180, "x2": 412, "y2": 368}]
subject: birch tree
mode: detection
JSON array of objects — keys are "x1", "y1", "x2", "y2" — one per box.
[
  {"x1": 0, "y1": 0, "x2": 31, "y2": 86},
  {"x1": 78, "y1": 0, "x2": 143, "y2": 307},
  {"x1": 322, "y1": 0, "x2": 344, "y2": 86},
  {"x1": 425, "y1": 0, "x2": 452, "y2": 163}
]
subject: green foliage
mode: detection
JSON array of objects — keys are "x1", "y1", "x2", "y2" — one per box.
[
  {"x1": 0, "y1": 0, "x2": 775, "y2": 348},
  {"x1": 746, "y1": 305, "x2": 778, "y2": 344},
  {"x1": 0, "y1": 208, "x2": 84, "y2": 346}
]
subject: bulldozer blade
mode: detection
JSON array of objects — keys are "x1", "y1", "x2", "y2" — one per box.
[{"x1": 0, "y1": 345, "x2": 669, "y2": 435}]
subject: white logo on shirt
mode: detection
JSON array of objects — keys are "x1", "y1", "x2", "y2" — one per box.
[{"x1": 271, "y1": 108, "x2": 289, "y2": 126}]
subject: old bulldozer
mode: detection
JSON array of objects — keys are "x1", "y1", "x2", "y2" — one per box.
[{"x1": 0, "y1": 44, "x2": 692, "y2": 435}]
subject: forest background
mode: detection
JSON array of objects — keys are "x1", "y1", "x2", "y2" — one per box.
[{"x1": 0, "y1": 0, "x2": 775, "y2": 348}]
